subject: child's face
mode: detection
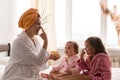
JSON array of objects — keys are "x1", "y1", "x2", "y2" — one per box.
[
  {"x1": 65, "y1": 43, "x2": 76, "y2": 57},
  {"x1": 85, "y1": 42, "x2": 95, "y2": 56}
]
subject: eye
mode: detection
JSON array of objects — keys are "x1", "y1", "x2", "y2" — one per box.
[{"x1": 36, "y1": 22, "x2": 40, "y2": 25}]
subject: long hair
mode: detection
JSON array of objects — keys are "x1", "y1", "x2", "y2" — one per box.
[{"x1": 85, "y1": 37, "x2": 107, "y2": 54}]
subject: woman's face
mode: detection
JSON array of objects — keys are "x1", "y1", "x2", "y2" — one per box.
[
  {"x1": 64, "y1": 43, "x2": 76, "y2": 57},
  {"x1": 31, "y1": 17, "x2": 41, "y2": 35},
  {"x1": 85, "y1": 42, "x2": 95, "y2": 56}
]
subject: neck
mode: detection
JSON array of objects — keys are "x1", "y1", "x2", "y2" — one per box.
[{"x1": 25, "y1": 30, "x2": 34, "y2": 40}]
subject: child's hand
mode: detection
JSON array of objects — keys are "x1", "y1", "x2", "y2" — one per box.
[
  {"x1": 65, "y1": 67, "x2": 72, "y2": 75},
  {"x1": 80, "y1": 49, "x2": 86, "y2": 60}
]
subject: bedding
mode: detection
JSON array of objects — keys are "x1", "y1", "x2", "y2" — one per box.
[
  {"x1": 0, "y1": 57, "x2": 9, "y2": 80},
  {"x1": 0, "y1": 57, "x2": 120, "y2": 80},
  {"x1": 112, "y1": 68, "x2": 120, "y2": 80},
  {"x1": 39, "y1": 67, "x2": 120, "y2": 80}
]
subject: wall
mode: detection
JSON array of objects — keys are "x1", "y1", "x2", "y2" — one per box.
[
  {"x1": 0, "y1": 0, "x2": 14, "y2": 43},
  {"x1": 0, "y1": 0, "x2": 31, "y2": 44}
]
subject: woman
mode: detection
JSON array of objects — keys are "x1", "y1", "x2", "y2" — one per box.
[{"x1": 2, "y1": 8, "x2": 50, "y2": 80}]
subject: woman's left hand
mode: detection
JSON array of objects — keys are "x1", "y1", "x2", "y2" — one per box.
[
  {"x1": 40, "y1": 27, "x2": 48, "y2": 42},
  {"x1": 39, "y1": 27, "x2": 48, "y2": 49}
]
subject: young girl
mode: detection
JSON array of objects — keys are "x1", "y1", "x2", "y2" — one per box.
[
  {"x1": 61, "y1": 37, "x2": 111, "y2": 80},
  {"x1": 41, "y1": 41, "x2": 81, "y2": 80}
]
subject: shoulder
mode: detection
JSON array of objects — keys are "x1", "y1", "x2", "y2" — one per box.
[
  {"x1": 95, "y1": 53, "x2": 110, "y2": 59},
  {"x1": 73, "y1": 55, "x2": 80, "y2": 60},
  {"x1": 93, "y1": 53, "x2": 111, "y2": 62}
]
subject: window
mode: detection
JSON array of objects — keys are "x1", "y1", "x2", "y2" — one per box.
[
  {"x1": 107, "y1": 0, "x2": 120, "y2": 46},
  {"x1": 55, "y1": 0, "x2": 101, "y2": 48},
  {"x1": 55, "y1": 0, "x2": 66, "y2": 48},
  {"x1": 55, "y1": 0, "x2": 120, "y2": 48},
  {"x1": 72, "y1": 0, "x2": 100, "y2": 46}
]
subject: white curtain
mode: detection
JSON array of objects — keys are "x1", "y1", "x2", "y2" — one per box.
[
  {"x1": 32, "y1": 0, "x2": 57, "y2": 51},
  {"x1": 30, "y1": 0, "x2": 57, "y2": 65}
]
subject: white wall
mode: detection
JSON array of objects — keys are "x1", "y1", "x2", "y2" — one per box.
[
  {"x1": 0, "y1": 0, "x2": 31, "y2": 44},
  {"x1": 0, "y1": 0, "x2": 13, "y2": 43}
]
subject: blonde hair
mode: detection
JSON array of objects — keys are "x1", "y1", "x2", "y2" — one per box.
[{"x1": 66, "y1": 41, "x2": 79, "y2": 54}]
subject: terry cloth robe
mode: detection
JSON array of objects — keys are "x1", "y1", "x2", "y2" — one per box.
[
  {"x1": 2, "y1": 31, "x2": 49, "y2": 80},
  {"x1": 52, "y1": 55, "x2": 81, "y2": 75},
  {"x1": 78, "y1": 53, "x2": 111, "y2": 80}
]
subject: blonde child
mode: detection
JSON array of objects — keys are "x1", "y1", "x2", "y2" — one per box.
[{"x1": 41, "y1": 41, "x2": 81, "y2": 80}]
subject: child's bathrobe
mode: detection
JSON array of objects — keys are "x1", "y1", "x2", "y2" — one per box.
[
  {"x1": 2, "y1": 31, "x2": 49, "y2": 80},
  {"x1": 52, "y1": 55, "x2": 81, "y2": 75},
  {"x1": 78, "y1": 53, "x2": 111, "y2": 80}
]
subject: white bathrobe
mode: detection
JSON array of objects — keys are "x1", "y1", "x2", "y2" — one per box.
[{"x1": 2, "y1": 31, "x2": 49, "y2": 80}]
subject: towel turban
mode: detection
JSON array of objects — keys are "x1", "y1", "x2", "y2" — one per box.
[{"x1": 18, "y1": 8, "x2": 39, "y2": 30}]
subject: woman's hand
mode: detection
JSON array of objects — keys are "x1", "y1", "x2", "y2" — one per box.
[
  {"x1": 39, "y1": 27, "x2": 48, "y2": 49},
  {"x1": 50, "y1": 69, "x2": 59, "y2": 74},
  {"x1": 40, "y1": 27, "x2": 48, "y2": 42},
  {"x1": 50, "y1": 70, "x2": 55, "y2": 74}
]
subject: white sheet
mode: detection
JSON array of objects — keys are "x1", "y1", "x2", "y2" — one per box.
[
  {"x1": 39, "y1": 67, "x2": 120, "y2": 80},
  {"x1": 0, "y1": 57, "x2": 9, "y2": 80},
  {"x1": 0, "y1": 65, "x2": 5, "y2": 80},
  {"x1": 0, "y1": 57, "x2": 120, "y2": 80},
  {"x1": 0, "y1": 66, "x2": 120, "y2": 80},
  {"x1": 112, "y1": 68, "x2": 120, "y2": 80}
]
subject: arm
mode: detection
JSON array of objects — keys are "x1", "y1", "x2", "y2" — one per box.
[
  {"x1": 100, "y1": 57, "x2": 111, "y2": 80},
  {"x1": 50, "y1": 58, "x2": 65, "y2": 74},
  {"x1": 89, "y1": 55, "x2": 111, "y2": 80},
  {"x1": 77, "y1": 49, "x2": 88, "y2": 70},
  {"x1": 39, "y1": 27, "x2": 48, "y2": 49},
  {"x1": 12, "y1": 37, "x2": 49, "y2": 66},
  {"x1": 70, "y1": 58, "x2": 81, "y2": 75}
]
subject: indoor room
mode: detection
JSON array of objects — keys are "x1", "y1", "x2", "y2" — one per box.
[{"x1": 0, "y1": 0, "x2": 120, "y2": 80}]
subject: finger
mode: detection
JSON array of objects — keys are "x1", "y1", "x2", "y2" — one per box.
[{"x1": 41, "y1": 27, "x2": 45, "y2": 33}]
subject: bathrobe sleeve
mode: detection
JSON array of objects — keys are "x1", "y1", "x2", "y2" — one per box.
[
  {"x1": 70, "y1": 56, "x2": 81, "y2": 75},
  {"x1": 12, "y1": 38, "x2": 49, "y2": 66},
  {"x1": 89, "y1": 56, "x2": 111, "y2": 80}
]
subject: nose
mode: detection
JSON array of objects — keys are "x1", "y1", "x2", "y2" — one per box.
[
  {"x1": 37, "y1": 24, "x2": 42, "y2": 29},
  {"x1": 65, "y1": 49, "x2": 68, "y2": 53}
]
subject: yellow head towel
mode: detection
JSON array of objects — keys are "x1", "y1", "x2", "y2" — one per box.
[{"x1": 18, "y1": 8, "x2": 39, "y2": 30}]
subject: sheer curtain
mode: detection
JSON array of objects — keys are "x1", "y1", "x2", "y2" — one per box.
[
  {"x1": 72, "y1": 0, "x2": 101, "y2": 46},
  {"x1": 0, "y1": 0, "x2": 28, "y2": 44},
  {"x1": 55, "y1": 0, "x2": 101, "y2": 48},
  {"x1": 107, "y1": 0, "x2": 120, "y2": 46},
  {"x1": 55, "y1": 0, "x2": 120, "y2": 48},
  {"x1": 34, "y1": 0, "x2": 57, "y2": 51}
]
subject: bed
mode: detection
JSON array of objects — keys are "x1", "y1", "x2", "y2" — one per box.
[
  {"x1": 0, "y1": 57, "x2": 9, "y2": 80},
  {"x1": 0, "y1": 57, "x2": 120, "y2": 80}
]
